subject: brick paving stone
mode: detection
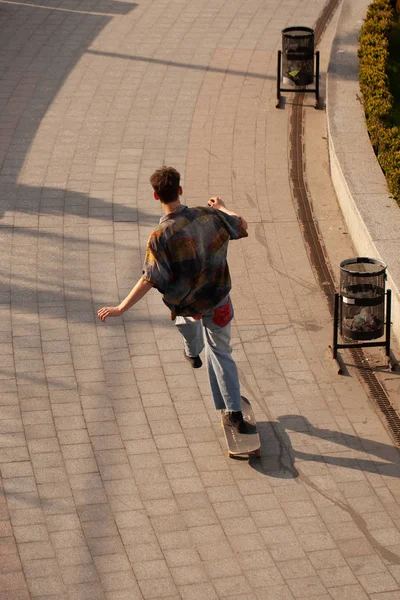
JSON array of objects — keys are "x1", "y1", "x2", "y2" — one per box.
[
  {"x1": 0, "y1": 447, "x2": 33, "y2": 464},
  {"x1": 139, "y1": 577, "x2": 178, "y2": 599},
  {"x1": 329, "y1": 585, "x2": 370, "y2": 600},
  {"x1": 255, "y1": 510, "x2": 289, "y2": 533},
  {"x1": 100, "y1": 570, "x2": 139, "y2": 592},
  {"x1": 105, "y1": 591, "x2": 143, "y2": 600},
  {"x1": 388, "y1": 564, "x2": 400, "y2": 584},
  {"x1": 278, "y1": 558, "x2": 317, "y2": 580},
  {"x1": 62, "y1": 564, "x2": 99, "y2": 585},
  {"x1": 42, "y1": 497, "x2": 76, "y2": 517},
  {"x1": 94, "y1": 554, "x2": 131, "y2": 574},
  {"x1": 45, "y1": 513, "x2": 81, "y2": 533},
  {"x1": 336, "y1": 536, "x2": 375, "y2": 558},
  {"x1": 82, "y1": 519, "x2": 121, "y2": 539},
  {"x1": 357, "y1": 572, "x2": 399, "y2": 594},
  {"x1": 327, "y1": 521, "x2": 366, "y2": 541},
  {"x1": 164, "y1": 548, "x2": 200, "y2": 568},
  {"x1": 1, "y1": 461, "x2": 33, "y2": 478},
  {"x1": 27, "y1": 576, "x2": 66, "y2": 596},
  {"x1": 13, "y1": 523, "x2": 49, "y2": 544},
  {"x1": 308, "y1": 549, "x2": 348, "y2": 570},
  {"x1": 369, "y1": 593, "x2": 400, "y2": 599},
  {"x1": 246, "y1": 567, "x2": 284, "y2": 588},
  {"x1": 0, "y1": 520, "x2": 12, "y2": 538},
  {"x1": 19, "y1": 541, "x2": 55, "y2": 562},
  {"x1": 0, "y1": 553, "x2": 24, "y2": 575},
  {"x1": 204, "y1": 557, "x2": 242, "y2": 579},
  {"x1": 0, "y1": 589, "x2": 31, "y2": 600},
  {"x1": 178, "y1": 583, "x2": 218, "y2": 600},
  {"x1": 58, "y1": 430, "x2": 90, "y2": 445},
  {"x1": 0, "y1": 537, "x2": 17, "y2": 557},
  {"x1": 317, "y1": 566, "x2": 358, "y2": 588},
  {"x1": 65, "y1": 457, "x2": 98, "y2": 474},
  {"x1": 99, "y1": 464, "x2": 133, "y2": 480},
  {"x1": 347, "y1": 554, "x2": 387, "y2": 576},
  {"x1": 67, "y1": 582, "x2": 106, "y2": 600},
  {"x1": 229, "y1": 533, "x2": 266, "y2": 554},
  {"x1": 91, "y1": 435, "x2": 125, "y2": 451},
  {"x1": 126, "y1": 541, "x2": 164, "y2": 563},
  {"x1": 0, "y1": 571, "x2": 29, "y2": 592}
]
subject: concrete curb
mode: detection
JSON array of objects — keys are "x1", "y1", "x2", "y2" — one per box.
[{"x1": 327, "y1": 0, "x2": 400, "y2": 343}]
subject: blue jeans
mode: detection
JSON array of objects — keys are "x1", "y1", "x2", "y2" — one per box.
[{"x1": 175, "y1": 296, "x2": 241, "y2": 411}]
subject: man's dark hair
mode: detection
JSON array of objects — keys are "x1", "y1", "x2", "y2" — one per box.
[{"x1": 150, "y1": 166, "x2": 181, "y2": 204}]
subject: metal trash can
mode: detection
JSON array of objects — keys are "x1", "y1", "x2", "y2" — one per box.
[
  {"x1": 340, "y1": 257, "x2": 387, "y2": 341},
  {"x1": 282, "y1": 26, "x2": 314, "y2": 87}
]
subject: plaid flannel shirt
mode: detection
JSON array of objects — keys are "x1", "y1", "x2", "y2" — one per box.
[{"x1": 142, "y1": 205, "x2": 248, "y2": 317}]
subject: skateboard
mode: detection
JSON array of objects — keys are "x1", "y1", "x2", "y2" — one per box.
[{"x1": 222, "y1": 397, "x2": 261, "y2": 458}]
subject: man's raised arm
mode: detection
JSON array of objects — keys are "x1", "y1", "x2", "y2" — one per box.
[{"x1": 208, "y1": 196, "x2": 248, "y2": 230}]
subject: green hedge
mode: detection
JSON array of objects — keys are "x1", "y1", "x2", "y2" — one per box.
[{"x1": 358, "y1": 0, "x2": 400, "y2": 200}]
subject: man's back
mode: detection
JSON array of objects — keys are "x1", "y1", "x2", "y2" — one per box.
[{"x1": 142, "y1": 205, "x2": 248, "y2": 316}]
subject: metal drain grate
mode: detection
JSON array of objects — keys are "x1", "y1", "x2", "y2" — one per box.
[
  {"x1": 350, "y1": 348, "x2": 400, "y2": 443},
  {"x1": 314, "y1": 0, "x2": 341, "y2": 42},
  {"x1": 289, "y1": 0, "x2": 400, "y2": 445}
]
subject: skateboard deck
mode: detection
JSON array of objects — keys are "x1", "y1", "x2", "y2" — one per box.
[{"x1": 222, "y1": 397, "x2": 261, "y2": 458}]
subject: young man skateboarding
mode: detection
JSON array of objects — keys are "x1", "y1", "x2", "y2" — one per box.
[{"x1": 98, "y1": 166, "x2": 252, "y2": 433}]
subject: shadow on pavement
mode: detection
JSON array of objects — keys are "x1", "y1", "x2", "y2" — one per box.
[
  {"x1": 87, "y1": 49, "x2": 275, "y2": 80},
  {"x1": 0, "y1": 0, "x2": 137, "y2": 222},
  {"x1": 0, "y1": 0, "x2": 136, "y2": 14},
  {"x1": 3, "y1": 185, "x2": 161, "y2": 224},
  {"x1": 251, "y1": 414, "x2": 400, "y2": 479}
]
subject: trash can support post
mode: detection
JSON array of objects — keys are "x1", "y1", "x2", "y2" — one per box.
[
  {"x1": 276, "y1": 50, "x2": 282, "y2": 108},
  {"x1": 385, "y1": 289, "x2": 397, "y2": 370},
  {"x1": 386, "y1": 289, "x2": 392, "y2": 358},
  {"x1": 315, "y1": 50, "x2": 320, "y2": 108},
  {"x1": 332, "y1": 293, "x2": 339, "y2": 360},
  {"x1": 329, "y1": 293, "x2": 343, "y2": 374}
]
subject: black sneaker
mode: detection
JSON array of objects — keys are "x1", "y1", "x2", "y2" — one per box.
[
  {"x1": 183, "y1": 352, "x2": 202, "y2": 369},
  {"x1": 222, "y1": 411, "x2": 257, "y2": 435}
]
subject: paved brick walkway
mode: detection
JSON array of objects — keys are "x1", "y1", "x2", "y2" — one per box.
[{"x1": 1, "y1": 1, "x2": 400, "y2": 599}]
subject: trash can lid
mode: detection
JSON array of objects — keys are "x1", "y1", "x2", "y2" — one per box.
[
  {"x1": 282, "y1": 26, "x2": 314, "y2": 38},
  {"x1": 340, "y1": 257, "x2": 387, "y2": 276}
]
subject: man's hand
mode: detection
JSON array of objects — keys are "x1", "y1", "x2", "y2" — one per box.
[
  {"x1": 97, "y1": 278, "x2": 153, "y2": 323},
  {"x1": 207, "y1": 196, "x2": 248, "y2": 230},
  {"x1": 97, "y1": 306, "x2": 122, "y2": 322},
  {"x1": 208, "y1": 197, "x2": 225, "y2": 209}
]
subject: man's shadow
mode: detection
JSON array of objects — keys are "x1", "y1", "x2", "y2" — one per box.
[{"x1": 252, "y1": 414, "x2": 400, "y2": 479}]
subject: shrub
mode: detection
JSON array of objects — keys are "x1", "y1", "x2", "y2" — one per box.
[{"x1": 358, "y1": 0, "x2": 400, "y2": 200}]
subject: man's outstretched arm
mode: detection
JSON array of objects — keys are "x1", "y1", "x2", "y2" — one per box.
[{"x1": 97, "y1": 278, "x2": 153, "y2": 322}]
